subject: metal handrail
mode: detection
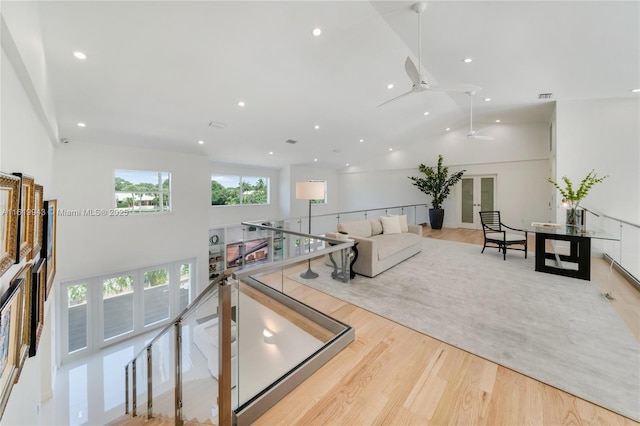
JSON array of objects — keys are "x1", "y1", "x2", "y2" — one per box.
[
  {"x1": 125, "y1": 271, "x2": 229, "y2": 365},
  {"x1": 580, "y1": 205, "x2": 639, "y2": 229},
  {"x1": 311, "y1": 203, "x2": 428, "y2": 220},
  {"x1": 601, "y1": 214, "x2": 640, "y2": 229},
  {"x1": 123, "y1": 224, "x2": 358, "y2": 424}
]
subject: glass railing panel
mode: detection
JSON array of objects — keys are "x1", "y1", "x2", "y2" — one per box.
[
  {"x1": 594, "y1": 215, "x2": 640, "y2": 281},
  {"x1": 232, "y1": 274, "x2": 347, "y2": 411},
  {"x1": 620, "y1": 224, "x2": 639, "y2": 279},
  {"x1": 134, "y1": 351, "x2": 148, "y2": 418},
  {"x1": 149, "y1": 328, "x2": 175, "y2": 420},
  {"x1": 180, "y1": 284, "x2": 224, "y2": 423}
]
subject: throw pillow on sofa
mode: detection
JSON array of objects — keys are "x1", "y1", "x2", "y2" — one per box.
[{"x1": 380, "y1": 215, "x2": 402, "y2": 234}]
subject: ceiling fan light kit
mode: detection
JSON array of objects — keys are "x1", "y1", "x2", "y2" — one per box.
[{"x1": 377, "y1": 2, "x2": 481, "y2": 107}]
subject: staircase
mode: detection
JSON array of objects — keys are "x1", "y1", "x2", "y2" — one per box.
[{"x1": 107, "y1": 414, "x2": 213, "y2": 425}]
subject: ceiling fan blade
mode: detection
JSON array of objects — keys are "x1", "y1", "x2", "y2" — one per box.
[
  {"x1": 404, "y1": 57, "x2": 422, "y2": 86},
  {"x1": 377, "y1": 88, "x2": 417, "y2": 107}
]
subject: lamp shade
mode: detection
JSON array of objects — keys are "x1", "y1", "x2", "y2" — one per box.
[{"x1": 295, "y1": 181, "x2": 325, "y2": 200}]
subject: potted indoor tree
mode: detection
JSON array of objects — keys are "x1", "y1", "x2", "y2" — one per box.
[
  {"x1": 409, "y1": 154, "x2": 465, "y2": 229},
  {"x1": 546, "y1": 170, "x2": 608, "y2": 228}
]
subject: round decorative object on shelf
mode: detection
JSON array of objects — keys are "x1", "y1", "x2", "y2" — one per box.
[{"x1": 210, "y1": 234, "x2": 219, "y2": 245}]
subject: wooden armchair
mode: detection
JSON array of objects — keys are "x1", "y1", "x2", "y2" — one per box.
[{"x1": 479, "y1": 211, "x2": 528, "y2": 260}]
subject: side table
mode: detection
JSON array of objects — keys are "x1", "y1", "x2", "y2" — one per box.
[{"x1": 328, "y1": 241, "x2": 359, "y2": 282}]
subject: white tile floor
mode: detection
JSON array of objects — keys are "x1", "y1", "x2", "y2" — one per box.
[{"x1": 40, "y1": 331, "x2": 157, "y2": 426}]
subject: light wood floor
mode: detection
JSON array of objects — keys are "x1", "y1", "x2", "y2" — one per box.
[{"x1": 253, "y1": 227, "x2": 640, "y2": 426}]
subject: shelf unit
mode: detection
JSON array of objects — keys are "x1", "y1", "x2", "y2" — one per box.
[{"x1": 208, "y1": 228, "x2": 225, "y2": 280}]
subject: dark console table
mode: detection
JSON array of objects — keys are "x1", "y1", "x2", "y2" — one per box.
[
  {"x1": 533, "y1": 226, "x2": 618, "y2": 281},
  {"x1": 328, "y1": 240, "x2": 359, "y2": 282}
]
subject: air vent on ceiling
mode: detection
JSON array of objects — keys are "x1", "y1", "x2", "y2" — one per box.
[
  {"x1": 208, "y1": 121, "x2": 227, "y2": 129},
  {"x1": 538, "y1": 93, "x2": 553, "y2": 99},
  {"x1": 285, "y1": 139, "x2": 298, "y2": 144}
]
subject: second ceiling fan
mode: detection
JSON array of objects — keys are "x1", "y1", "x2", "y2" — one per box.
[
  {"x1": 378, "y1": 2, "x2": 481, "y2": 107},
  {"x1": 466, "y1": 91, "x2": 495, "y2": 140}
]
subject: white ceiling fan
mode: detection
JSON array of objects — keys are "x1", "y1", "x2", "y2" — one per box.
[
  {"x1": 378, "y1": 2, "x2": 481, "y2": 108},
  {"x1": 466, "y1": 91, "x2": 495, "y2": 140}
]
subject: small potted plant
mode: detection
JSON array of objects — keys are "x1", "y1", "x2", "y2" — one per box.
[
  {"x1": 409, "y1": 154, "x2": 466, "y2": 229},
  {"x1": 546, "y1": 170, "x2": 608, "y2": 228}
]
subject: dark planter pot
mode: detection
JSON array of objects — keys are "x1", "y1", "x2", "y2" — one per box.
[{"x1": 429, "y1": 208, "x2": 445, "y2": 229}]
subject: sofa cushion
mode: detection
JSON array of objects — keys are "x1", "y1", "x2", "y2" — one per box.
[
  {"x1": 380, "y1": 215, "x2": 401, "y2": 234},
  {"x1": 398, "y1": 215, "x2": 409, "y2": 232},
  {"x1": 338, "y1": 220, "x2": 372, "y2": 238},
  {"x1": 372, "y1": 232, "x2": 422, "y2": 260},
  {"x1": 369, "y1": 217, "x2": 383, "y2": 235}
]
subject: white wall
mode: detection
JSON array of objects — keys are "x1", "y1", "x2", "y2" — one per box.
[
  {"x1": 340, "y1": 122, "x2": 551, "y2": 229},
  {"x1": 0, "y1": 1, "x2": 58, "y2": 142},
  {"x1": 1, "y1": 4, "x2": 57, "y2": 422},
  {"x1": 555, "y1": 98, "x2": 640, "y2": 223},
  {"x1": 54, "y1": 142, "x2": 210, "y2": 292}
]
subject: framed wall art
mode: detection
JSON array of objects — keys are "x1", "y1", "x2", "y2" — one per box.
[
  {"x1": 42, "y1": 200, "x2": 57, "y2": 300},
  {"x1": 29, "y1": 259, "x2": 45, "y2": 357},
  {"x1": 32, "y1": 185, "x2": 44, "y2": 261},
  {"x1": 0, "y1": 173, "x2": 20, "y2": 278},
  {"x1": 12, "y1": 173, "x2": 35, "y2": 263},
  {"x1": 10, "y1": 265, "x2": 31, "y2": 381},
  {"x1": 0, "y1": 277, "x2": 23, "y2": 418}
]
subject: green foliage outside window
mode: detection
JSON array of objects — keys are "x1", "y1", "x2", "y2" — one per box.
[
  {"x1": 103, "y1": 275, "x2": 134, "y2": 297},
  {"x1": 144, "y1": 269, "x2": 169, "y2": 287},
  {"x1": 115, "y1": 171, "x2": 170, "y2": 212},
  {"x1": 211, "y1": 176, "x2": 269, "y2": 206}
]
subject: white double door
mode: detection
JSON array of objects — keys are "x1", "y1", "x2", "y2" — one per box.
[{"x1": 459, "y1": 175, "x2": 496, "y2": 229}]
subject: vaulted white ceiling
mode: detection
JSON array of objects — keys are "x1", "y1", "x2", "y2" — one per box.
[{"x1": 37, "y1": 1, "x2": 639, "y2": 169}]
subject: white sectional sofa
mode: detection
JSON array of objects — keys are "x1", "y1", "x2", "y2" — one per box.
[{"x1": 325, "y1": 215, "x2": 423, "y2": 278}]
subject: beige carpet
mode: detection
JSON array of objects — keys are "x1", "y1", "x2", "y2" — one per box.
[{"x1": 291, "y1": 238, "x2": 640, "y2": 421}]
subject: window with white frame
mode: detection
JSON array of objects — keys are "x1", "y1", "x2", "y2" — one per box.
[
  {"x1": 59, "y1": 259, "x2": 195, "y2": 363},
  {"x1": 114, "y1": 170, "x2": 170, "y2": 213},
  {"x1": 211, "y1": 174, "x2": 270, "y2": 206}
]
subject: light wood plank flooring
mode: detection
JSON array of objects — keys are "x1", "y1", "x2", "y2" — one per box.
[{"x1": 254, "y1": 227, "x2": 639, "y2": 426}]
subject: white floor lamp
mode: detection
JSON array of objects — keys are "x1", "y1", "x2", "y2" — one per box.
[{"x1": 296, "y1": 181, "x2": 325, "y2": 279}]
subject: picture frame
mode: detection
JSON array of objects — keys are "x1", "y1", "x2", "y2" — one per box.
[
  {"x1": 42, "y1": 200, "x2": 57, "y2": 300},
  {"x1": 0, "y1": 173, "x2": 20, "y2": 278},
  {"x1": 10, "y1": 265, "x2": 31, "y2": 381},
  {"x1": 29, "y1": 259, "x2": 45, "y2": 357},
  {"x1": 0, "y1": 277, "x2": 23, "y2": 418},
  {"x1": 32, "y1": 185, "x2": 44, "y2": 260},
  {"x1": 12, "y1": 173, "x2": 35, "y2": 263}
]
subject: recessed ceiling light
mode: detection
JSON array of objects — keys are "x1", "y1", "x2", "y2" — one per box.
[
  {"x1": 77, "y1": 122, "x2": 86, "y2": 127},
  {"x1": 312, "y1": 28, "x2": 322, "y2": 37},
  {"x1": 314, "y1": 158, "x2": 318, "y2": 162},
  {"x1": 359, "y1": 139, "x2": 364, "y2": 143},
  {"x1": 423, "y1": 111, "x2": 429, "y2": 116},
  {"x1": 269, "y1": 151, "x2": 274, "y2": 155},
  {"x1": 495, "y1": 119, "x2": 501, "y2": 123},
  {"x1": 198, "y1": 140, "x2": 204, "y2": 145},
  {"x1": 73, "y1": 51, "x2": 87, "y2": 60},
  {"x1": 387, "y1": 84, "x2": 394, "y2": 89},
  {"x1": 463, "y1": 58, "x2": 473, "y2": 63},
  {"x1": 314, "y1": 125, "x2": 320, "y2": 129},
  {"x1": 631, "y1": 89, "x2": 640, "y2": 93},
  {"x1": 345, "y1": 163, "x2": 350, "y2": 167},
  {"x1": 238, "y1": 101, "x2": 245, "y2": 107},
  {"x1": 388, "y1": 148, "x2": 393, "y2": 151},
  {"x1": 484, "y1": 98, "x2": 492, "y2": 102},
  {"x1": 445, "y1": 128, "x2": 451, "y2": 131}
]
